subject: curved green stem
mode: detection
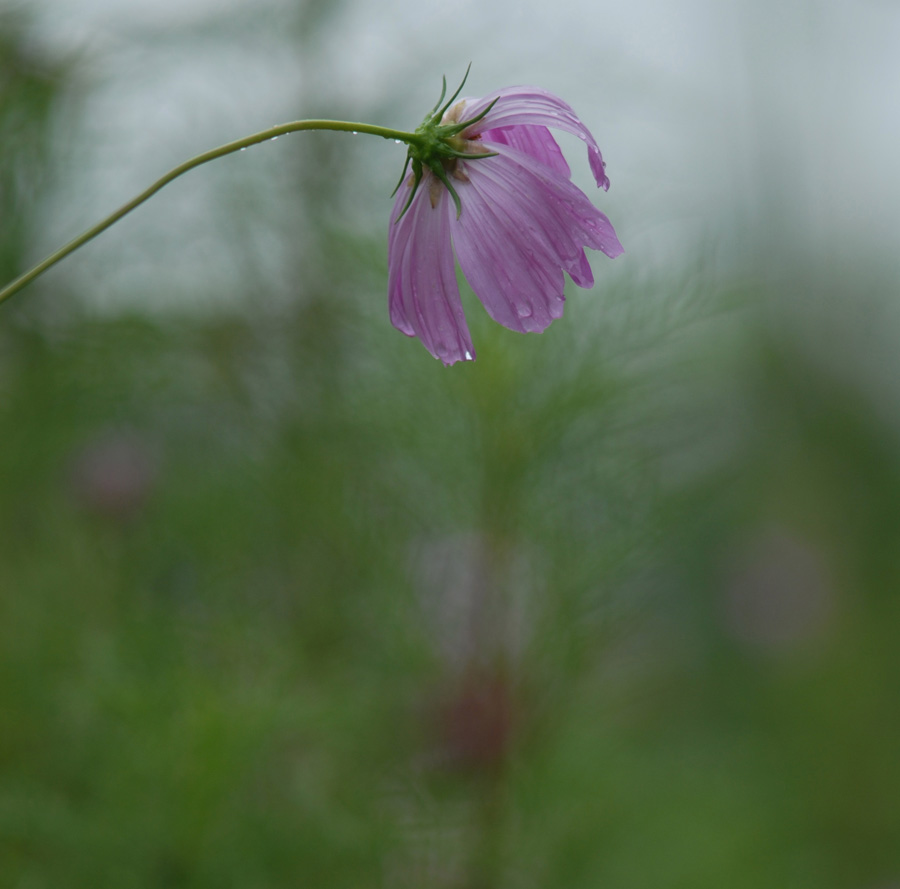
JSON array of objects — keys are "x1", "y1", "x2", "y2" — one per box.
[{"x1": 0, "y1": 119, "x2": 420, "y2": 307}]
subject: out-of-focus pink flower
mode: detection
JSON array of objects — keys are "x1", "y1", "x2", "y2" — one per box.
[
  {"x1": 68, "y1": 428, "x2": 159, "y2": 524},
  {"x1": 388, "y1": 84, "x2": 623, "y2": 365},
  {"x1": 723, "y1": 526, "x2": 836, "y2": 653}
]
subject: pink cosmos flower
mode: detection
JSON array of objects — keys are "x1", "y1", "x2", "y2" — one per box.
[{"x1": 388, "y1": 83, "x2": 623, "y2": 365}]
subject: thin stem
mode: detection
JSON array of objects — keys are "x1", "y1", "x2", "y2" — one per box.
[{"x1": 0, "y1": 119, "x2": 419, "y2": 307}]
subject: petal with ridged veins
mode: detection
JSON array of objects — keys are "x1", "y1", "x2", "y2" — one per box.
[
  {"x1": 463, "y1": 87, "x2": 611, "y2": 190},
  {"x1": 477, "y1": 124, "x2": 571, "y2": 179},
  {"x1": 451, "y1": 146, "x2": 621, "y2": 335},
  {"x1": 387, "y1": 177, "x2": 475, "y2": 365}
]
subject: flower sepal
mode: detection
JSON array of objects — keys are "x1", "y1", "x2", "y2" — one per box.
[{"x1": 392, "y1": 68, "x2": 499, "y2": 221}]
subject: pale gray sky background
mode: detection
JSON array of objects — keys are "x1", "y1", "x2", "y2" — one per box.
[{"x1": 25, "y1": 0, "x2": 900, "y2": 311}]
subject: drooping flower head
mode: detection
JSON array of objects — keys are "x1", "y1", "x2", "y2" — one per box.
[{"x1": 388, "y1": 71, "x2": 623, "y2": 365}]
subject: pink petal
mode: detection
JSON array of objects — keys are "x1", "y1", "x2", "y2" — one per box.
[
  {"x1": 498, "y1": 146, "x2": 624, "y2": 260},
  {"x1": 463, "y1": 87, "x2": 611, "y2": 191},
  {"x1": 477, "y1": 125, "x2": 571, "y2": 179},
  {"x1": 388, "y1": 177, "x2": 475, "y2": 365},
  {"x1": 452, "y1": 152, "x2": 591, "y2": 334}
]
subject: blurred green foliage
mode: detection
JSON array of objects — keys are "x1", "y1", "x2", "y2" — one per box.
[
  {"x1": 0, "y1": 9, "x2": 78, "y2": 286},
  {"x1": 2, "y1": 7, "x2": 900, "y2": 889}
]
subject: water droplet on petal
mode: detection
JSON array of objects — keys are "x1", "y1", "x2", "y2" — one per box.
[{"x1": 465, "y1": 351, "x2": 473, "y2": 361}]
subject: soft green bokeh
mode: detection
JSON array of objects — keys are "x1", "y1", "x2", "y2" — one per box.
[{"x1": 2, "y1": 5, "x2": 899, "y2": 888}]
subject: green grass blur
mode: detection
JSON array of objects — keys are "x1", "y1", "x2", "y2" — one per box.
[{"x1": 2, "y1": 7, "x2": 900, "y2": 888}]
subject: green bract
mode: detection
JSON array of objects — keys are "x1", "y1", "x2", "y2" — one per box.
[{"x1": 392, "y1": 67, "x2": 498, "y2": 221}]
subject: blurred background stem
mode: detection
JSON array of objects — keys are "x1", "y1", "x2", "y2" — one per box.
[{"x1": 467, "y1": 764, "x2": 508, "y2": 889}]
